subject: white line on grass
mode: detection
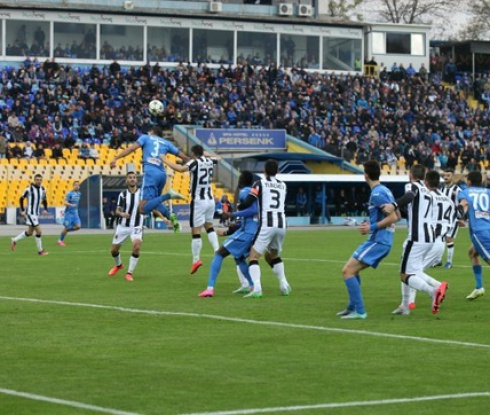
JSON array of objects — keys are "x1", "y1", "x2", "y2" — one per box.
[
  {"x1": 1, "y1": 296, "x2": 489, "y2": 350},
  {"x1": 179, "y1": 392, "x2": 490, "y2": 415},
  {"x1": 0, "y1": 387, "x2": 142, "y2": 415},
  {"x1": 23, "y1": 249, "x2": 475, "y2": 269}
]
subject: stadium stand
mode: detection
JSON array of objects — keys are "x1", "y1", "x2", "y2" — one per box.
[{"x1": 1, "y1": 56, "x2": 489, "y2": 213}]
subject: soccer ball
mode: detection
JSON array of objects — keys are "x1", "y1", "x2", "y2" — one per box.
[{"x1": 148, "y1": 100, "x2": 164, "y2": 116}]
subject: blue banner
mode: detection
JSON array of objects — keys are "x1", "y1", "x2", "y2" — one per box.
[
  {"x1": 195, "y1": 129, "x2": 286, "y2": 151},
  {"x1": 173, "y1": 204, "x2": 190, "y2": 221}
]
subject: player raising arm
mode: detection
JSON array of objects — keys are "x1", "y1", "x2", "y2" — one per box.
[
  {"x1": 164, "y1": 144, "x2": 220, "y2": 274},
  {"x1": 109, "y1": 126, "x2": 187, "y2": 223}
]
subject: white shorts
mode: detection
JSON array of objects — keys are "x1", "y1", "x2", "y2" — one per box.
[
  {"x1": 252, "y1": 227, "x2": 286, "y2": 255},
  {"x1": 423, "y1": 237, "x2": 445, "y2": 270},
  {"x1": 112, "y1": 225, "x2": 143, "y2": 246},
  {"x1": 25, "y1": 214, "x2": 39, "y2": 227},
  {"x1": 190, "y1": 199, "x2": 215, "y2": 228},
  {"x1": 400, "y1": 240, "x2": 433, "y2": 274}
]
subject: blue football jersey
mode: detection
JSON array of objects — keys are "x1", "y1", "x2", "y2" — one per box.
[
  {"x1": 236, "y1": 186, "x2": 259, "y2": 234},
  {"x1": 137, "y1": 134, "x2": 180, "y2": 173},
  {"x1": 458, "y1": 187, "x2": 490, "y2": 233},
  {"x1": 367, "y1": 184, "x2": 396, "y2": 245},
  {"x1": 65, "y1": 190, "x2": 81, "y2": 215}
]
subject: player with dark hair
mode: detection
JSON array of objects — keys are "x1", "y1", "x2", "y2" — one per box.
[
  {"x1": 197, "y1": 170, "x2": 257, "y2": 297},
  {"x1": 109, "y1": 126, "x2": 186, "y2": 227},
  {"x1": 237, "y1": 159, "x2": 291, "y2": 298},
  {"x1": 440, "y1": 168, "x2": 461, "y2": 268},
  {"x1": 108, "y1": 171, "x2": 144, "y2": 282},
  {"x1": 337, "y1": 160, "x2": 398, "y2": 319},
  {"x1": 11, "y1": 174, "x2": 49, "y2": 255},
  {"x1": 164, "y1": 144, "x2": 220, "y2": 274},
  {"x1": 383, "y1": 165, "x2": 448, "y2": 315},
  {"x1": 457, "y1": 170, "x2": 488, "y2": 300}
]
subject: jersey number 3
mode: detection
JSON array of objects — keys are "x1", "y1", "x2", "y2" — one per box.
[{"x1": 269, "y1": 189, "x2": 280, "y2": 209}]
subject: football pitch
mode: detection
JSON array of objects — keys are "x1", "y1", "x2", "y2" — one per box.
[{"x1": 1, "y1": 227, "x2": 489, "y2": 415}]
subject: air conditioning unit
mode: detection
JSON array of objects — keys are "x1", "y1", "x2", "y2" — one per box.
[
  {"x1": 209, "y1": 1, "x2": 222, "y2": 13},
  {"x1": 298, "y1": 4, "x2": 312, "y2": 17},
  {"x1": 123, "y1": 0, "x2": 134, "y2": 10},
  {"x1": 278, "y1": 3, "x2": 293, "y2": 16}
]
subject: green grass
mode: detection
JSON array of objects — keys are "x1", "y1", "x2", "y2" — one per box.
[{"x1": 1, "y1": 228, "x2": 489, "y2": 415}]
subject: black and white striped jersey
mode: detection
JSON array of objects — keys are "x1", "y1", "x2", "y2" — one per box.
[
  {"x1": 117, "y1": 188, "x2": 143, "y2": 228},
  {"x1": 186, "y1": 156, "x2": 217, "y2": 201},
  {"x1": 441, "y1": 184, "x2": 461, "y2": 206},
  {"x1": 250, "y1": 177, "x2": 287, "y2": 229},
  {"x1": 405, "y1": 181, "x2": 435, "y2": 243},
  {"x1": 431, "y1": 189, "x2": 456, "y2": 239},
  {"x1": 21, "y1": 184, "x2": 47, "y2": 216}
]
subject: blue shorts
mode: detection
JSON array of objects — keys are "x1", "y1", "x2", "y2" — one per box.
[
  {"x1": 63, "y1": 213, "x2": 81, "y2": 229},
  {"x1": 470, "y1": 231, "x2": 490, "y2": 262},
  {"x1": 142, "y1": 168, "x2": 167, "y2": 201},
  {"x1": 223, "y1": 229, "x2": 255, "y2": 259},
  {"x1": 352, "y1": 241, "x2": 391, "y2": 269}
]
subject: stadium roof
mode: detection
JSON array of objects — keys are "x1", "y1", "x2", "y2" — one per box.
[
  {"x1": 0, "y1": 2, "x2": 364, "y2": 28},
  {"x1": 431, "y1": 40, "x2": 490, "y2": 54},
  {"x1": 233, "y1": 152, "x2": 364, "y2": 174}
]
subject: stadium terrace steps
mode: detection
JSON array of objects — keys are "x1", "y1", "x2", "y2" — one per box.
[{"x1": 0, "y1": 146, "x2": 232, "y2": 210}]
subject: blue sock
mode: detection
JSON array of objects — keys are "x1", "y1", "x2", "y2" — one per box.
[
  {"x1": 345, "y1": 274, "x2": 361, "y2": 310},
  {"x1": 155, "y1": 203, "x2": 170, "y2": 219},
  {"x1": 142, "y1": 194, "x2": 171, "y2": 214},
  {"x1": 59, "y1": 233, "x2": 66, "y2": 241},
  {"x1": 344, "y1": 276, "x2": 365, "y2": 314},
  {"x1": 236, "y1": 258, "x2": 253, "y2": 286},
  {"x1": 472, "y1": 265, "x2": 483, "y2": 289},
  {"x1": 207, "y1": 254, "x2": 224, "y2": 288}
]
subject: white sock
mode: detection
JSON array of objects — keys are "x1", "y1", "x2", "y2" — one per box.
[
  {"x1": 420, "y1": 272, "x2": 441, "y2": 288},
  {"x1": 128, "y1": 255, "x2": 139, "y2": 274},
  {"x1": 408, "y1": 287, "x2": 417, "y2": 304},
  {"x1": 207, "y1": 230, "x2": 219, "y2": 252},
  {"x1": 192, "y1": 237, "x2": 202, "y2": 263},
  {"x1": 447, "y1": 245, "x2": 455, "y2": 263},
  {"x1": 249, "y1": 263, "x2": 262, "y2": 292},
  {"x1": 35, "y1": 236, "x2": 43, "y2": 252},
  {"x1": 236, "y1": 265, "x2": 249, "y2": 288},
  {"x1": 401, "y1": 282, "x2": 412, "y2": 308},
  {"x1": 13, "y1": 231, "x2": 28, "y2": 243},
  {"x1": 272, "y1": 261, "x2": 288, "y2": 287},
  {"x1": 114, "y1": 253, "x2": 122, "y2": 266},
  {"x1": 407, "y1": 274, "x2": 436, "y2": 297}
]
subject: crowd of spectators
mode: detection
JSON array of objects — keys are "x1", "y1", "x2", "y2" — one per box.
[{"x1": 1, "y1": 56, "x2": 490, "y2": 173}]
